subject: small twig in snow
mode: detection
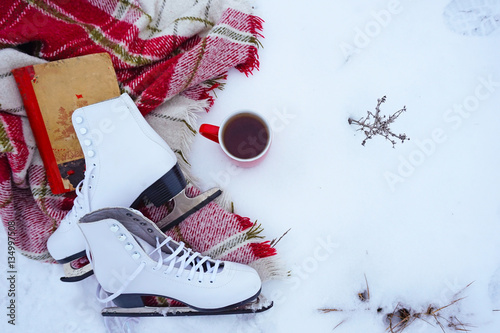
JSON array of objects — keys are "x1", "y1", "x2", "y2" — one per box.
[
  {"x1": 358, "y1": 274, "x2": 370, "y2": 302},
  {"x1": 348, "y1": 96, "x2": 409, "y2": 148},
  {"x1": 332, "y1": 319, "x2": 347, "y2": 331},
  {"x1": 269, "y1": 228, "x2": 291, "y2": 248}
]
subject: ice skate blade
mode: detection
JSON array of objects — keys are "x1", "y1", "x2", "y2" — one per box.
[
  {"x1": 101, "y1": 295, "x2": 273, "y2": 317},
  {"x1": 55, "y1": 249, "x2": 86, "y2": 264},
  {"x1": 60, "y1": 260, "x2": 93, "y2": 282},
  {"x1": 156, "y1": 187, "x2": 222, "y2": 231}
]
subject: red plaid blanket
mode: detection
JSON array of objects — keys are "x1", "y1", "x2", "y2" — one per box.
[{"x1": 0, "y1": 0, "x2": 280, "y2": 280}]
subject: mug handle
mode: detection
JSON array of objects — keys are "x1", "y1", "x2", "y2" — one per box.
[{"x1": 199, "y1": 124, "x2": 220, "y2": 143}]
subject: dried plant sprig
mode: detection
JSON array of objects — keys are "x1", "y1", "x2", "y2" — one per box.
[
  {"x1": 320, "y1": 277, "x2": 473, "y2": 333},
  {"x1": 386, "y1": 304, "x2": 417, "y2": 333},
  {"x1": 269, "y1": 228, "x2": 291, "y2": 248},
  {"x1": 348, "y1": 96, "x2": 409, "y2": 147},
  {"x1": 386, "y1": 295, "x2": 473, "y2": 333},
  {"x1": 358, "y1": 274, "x2": 370, "y2": 302},
  {"x1": 332, "y1": 319, "x2": 347, "y2": 331},
  {"x1": 319, "y1": 308, "x2": 343, "y2": 313}
]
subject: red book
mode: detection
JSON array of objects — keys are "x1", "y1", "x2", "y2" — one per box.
[{"x1": 12, "y1": 53, "x2": 121, "y2": 194}]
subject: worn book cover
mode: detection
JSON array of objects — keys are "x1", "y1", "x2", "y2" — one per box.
[{"x1": 12, "y1": 53, "x2": 121, "y2": 194}]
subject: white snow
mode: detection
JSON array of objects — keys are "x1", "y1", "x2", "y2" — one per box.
[{"x1": 2, "y1": 0, "x2": 500, "y2": 332}]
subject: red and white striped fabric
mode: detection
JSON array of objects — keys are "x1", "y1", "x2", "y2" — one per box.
[{"x1": 0, "y1": 0, "x2": 282, "y2": 281}]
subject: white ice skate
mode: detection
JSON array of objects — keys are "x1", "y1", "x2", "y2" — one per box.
[
  {"x1": 78, "y1": 207, "x2": 272, "y2": 316},
  {"x1": 47, "y1": 94, "x2": 220, "y2": 280}
]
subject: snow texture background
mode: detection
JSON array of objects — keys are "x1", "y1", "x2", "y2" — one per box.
[{"x1": 2, "y1": 0, "x2": 500, "y2": 332}]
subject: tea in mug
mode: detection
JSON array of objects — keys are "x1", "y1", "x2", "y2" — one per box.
[{"x1": 221, "y1": 113, "x2": 269, "y2": 159}]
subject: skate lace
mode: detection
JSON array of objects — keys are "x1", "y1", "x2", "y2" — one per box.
[
  {"x1": 94, "y1": 236, "x2": 221, "y2": 304},
  {"x1": 68, "y1": 164, "x2": 96, "y2": 223},
  {"x1": 151, "y1": 236, "x2": 221, "y2": 284}
]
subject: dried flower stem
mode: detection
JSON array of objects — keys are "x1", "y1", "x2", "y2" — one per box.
[{"x1": 348, "y1": 96, "x2": 409, "y2": 147}]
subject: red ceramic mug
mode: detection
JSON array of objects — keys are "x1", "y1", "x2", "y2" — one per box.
[{"x1": 199, "y1": 111, "x2": 272, "y2": 167}]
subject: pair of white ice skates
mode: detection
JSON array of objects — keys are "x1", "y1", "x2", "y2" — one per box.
[{"x1": 47, "y1": 94, "x2": 271, "y2": 316}]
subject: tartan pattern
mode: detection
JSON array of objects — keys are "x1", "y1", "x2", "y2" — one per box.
[
  {"x1": 0, "y1": 0, "x2": 283, "y2": 281},
  {"x1": 0, "y1": 0, "x2": 263, "y2": 114}
]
